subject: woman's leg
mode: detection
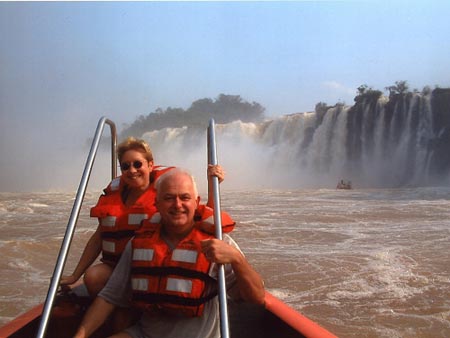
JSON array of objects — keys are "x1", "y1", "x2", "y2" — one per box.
[{"x1": 83, "y1": 263, "x2": 113, "y2": 297}]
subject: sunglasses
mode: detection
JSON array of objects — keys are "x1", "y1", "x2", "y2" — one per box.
[{"x1": 120, "y1": 160, "x2": 144, "y2": 171}]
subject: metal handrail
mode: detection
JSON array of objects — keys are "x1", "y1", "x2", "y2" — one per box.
[
  {"x1": 207, "y1": 119, "x2": 230, "y2": 338},
  {"x1": 36, "y1": 117, "x2": 117, "y2": 338}
]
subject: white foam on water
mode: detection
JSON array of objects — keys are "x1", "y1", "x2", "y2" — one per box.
[
  {"x1": 28, "y1": 203, "x2": 49, "y2": 208},
  {"x1": 1, "y1": 188, "x2": 450, "y2": 337}
]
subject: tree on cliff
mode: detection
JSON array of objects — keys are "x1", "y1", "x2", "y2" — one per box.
[
  {"x1": 120, "y1": 94, "x2": 265, "y2": 138},
  {"x1": 354, "y1": 84, "x2": 382, "y2": 104},
  {"x1": 385, "y1": 81, "x2": 409, "y2": 97}
]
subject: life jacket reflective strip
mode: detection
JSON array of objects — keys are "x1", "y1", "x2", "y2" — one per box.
[
  {"x1": 90, "y1": 166, "x2": 174, "y2": 265},
  {"x1": 131, "y1": 225, "x2": 217, "y2": 317}
]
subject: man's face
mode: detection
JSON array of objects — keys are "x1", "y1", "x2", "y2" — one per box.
[{"x1": 155, "y1": 172, "x2": 199, "y2": 238}]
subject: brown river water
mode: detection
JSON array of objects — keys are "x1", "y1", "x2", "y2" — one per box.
[{"x1": 1, "y1": 187, "x2": 449, "y2": 337}]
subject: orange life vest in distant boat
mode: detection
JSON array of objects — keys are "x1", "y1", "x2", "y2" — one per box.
[
  {"x1": 130, "y1": 220, "x2": 217, "y2": 317},
  {"x1": 90, "y1": 166, "x2": 174, "y2": 266}
]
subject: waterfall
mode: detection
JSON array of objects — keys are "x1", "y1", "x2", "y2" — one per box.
[{"x1": 139, "y1": 90, "x2": 450, "y2": 190}]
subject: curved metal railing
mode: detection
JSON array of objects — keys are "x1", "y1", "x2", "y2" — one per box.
[
  {"x1": 207, "y1": 119, "x2": 230, "y2": 338},
  {"x1": 36, "y1": 117, "x2": 117, "y2": 338}
]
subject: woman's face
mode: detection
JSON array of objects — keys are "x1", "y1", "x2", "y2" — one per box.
[{"x1": 120, "y1": 149, "x2": 153, "y2": 190}]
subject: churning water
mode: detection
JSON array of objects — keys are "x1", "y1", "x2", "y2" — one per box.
[{"x1": 1, "y1": 187, "x2": 449, "y2": 337}]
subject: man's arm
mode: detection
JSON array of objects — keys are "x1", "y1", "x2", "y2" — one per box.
[
  {"x1": 73, "y1": 297, "x2": 115, "y2": 338},
  {"x1": 201, "y1": 238, "x2": 265, "y2": 305}
]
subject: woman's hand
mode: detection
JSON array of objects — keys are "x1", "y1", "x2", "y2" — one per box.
[
  {"x1": 208, "y1": 164, "x2": 225, "y2": 183},
  {"x1": 60, "y1": 274, "x2": 78, "y2": 286}
]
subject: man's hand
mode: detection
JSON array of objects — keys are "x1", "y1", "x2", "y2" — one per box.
[{"x1": 201, "y1": 238, "x2": 240, "y2": 264}]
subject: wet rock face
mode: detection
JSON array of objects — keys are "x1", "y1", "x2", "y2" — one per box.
[
  {"x1": 332, "y1": 88, "x2": 450, "y2": 186},
  {"x1": 430, "y1": 88, "x2": 450, "y2": 177}
]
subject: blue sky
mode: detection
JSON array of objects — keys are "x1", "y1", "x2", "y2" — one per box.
[{"x1": 1, "y1": 1, "x2": 450, "y2": 191}]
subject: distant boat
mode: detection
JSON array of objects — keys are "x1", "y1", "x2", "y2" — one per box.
[{"x1": 336, "y1": 179, "x2": 352, "y2": 190}]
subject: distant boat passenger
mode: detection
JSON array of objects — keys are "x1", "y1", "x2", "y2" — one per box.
[{"x1": 336, "y1": 179, "x2": 352, "y2": 190}]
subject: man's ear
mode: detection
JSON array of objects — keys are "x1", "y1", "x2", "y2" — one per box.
[{"x1": 148, "y1": 160, "x2": 154, "y2": 170}]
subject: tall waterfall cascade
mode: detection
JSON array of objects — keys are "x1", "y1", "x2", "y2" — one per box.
[{"x1": 141, "y1": 90, "x2": 450, "y2": 189}]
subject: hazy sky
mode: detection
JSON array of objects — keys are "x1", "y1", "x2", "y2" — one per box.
[{"x1": 1, "y1": 1, "x2": 450, "y2": 192}]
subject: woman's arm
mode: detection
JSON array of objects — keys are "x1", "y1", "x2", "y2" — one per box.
[
  {"x1": 207, "y1": 164, "x2": 225, "y2": 208},
  {"x1": 60, "y1": 226, "x2": 102, "y2": 286}
]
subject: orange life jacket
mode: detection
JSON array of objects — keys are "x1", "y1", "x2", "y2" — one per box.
[
  {"x1": 90, "y1": 166, "x2": 174, "y2": 265},
  {"x1": 193, "y1": 204, "x2": 235, "y2": 234},
  {"x1": 131, "y1": 222, "x2": 217, "y2": 317}
]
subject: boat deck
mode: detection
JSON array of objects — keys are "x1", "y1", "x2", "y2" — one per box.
[{"x1": 2, "y1": 294, "x2": 306, "y2": 338}]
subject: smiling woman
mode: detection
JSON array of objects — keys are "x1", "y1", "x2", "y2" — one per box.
[
  {"x1": 118, "y1": 153, "x2": 154, "y2": 205},
  {"x1": 59, "y1": 137, "x2": 171, "y2": 300}
]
